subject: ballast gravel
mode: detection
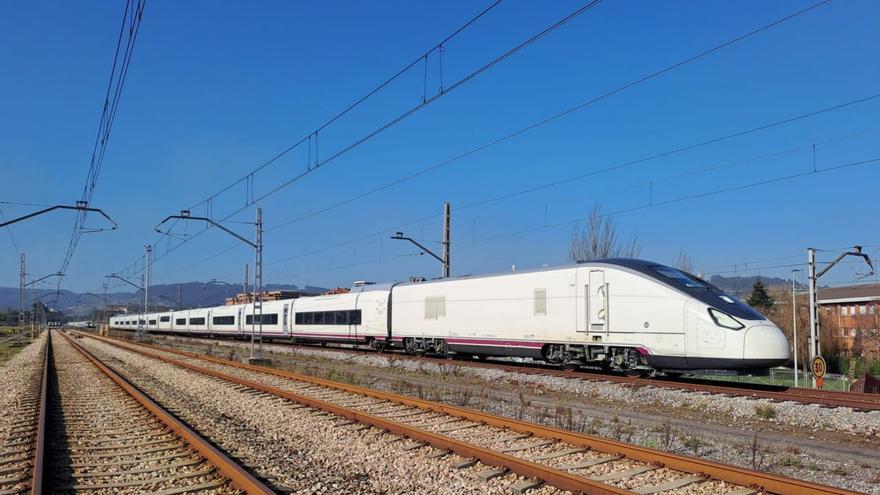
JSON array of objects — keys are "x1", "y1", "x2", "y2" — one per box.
[
  {"x1": 79, "y1": 337, "x2": 572, "y2": 495},
  {"x1": 281, "y1": 343, "x2": 880, "y2": 437},
  {"x1": 141, "y1": 335, "x2": 880, "y2": 437},
  {"x1": 121, "y1": 333, "x2": 880, "y2": 495},
  {"x1": 0, "y1": 334, "x2": 45, "y2": 494}
]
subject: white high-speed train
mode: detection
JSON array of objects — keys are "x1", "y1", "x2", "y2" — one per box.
[{"x1": 109, "y1": 259, "x2": 790, "y2": 372}]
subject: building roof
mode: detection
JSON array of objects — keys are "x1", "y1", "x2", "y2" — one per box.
[{"x1": 817, "y1": 283, "x2": 880, "y2": 304}]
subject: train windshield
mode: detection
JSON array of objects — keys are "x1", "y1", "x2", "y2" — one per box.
[{"x1": 652, "y1": 266, "x2": 706, "y2": 288}]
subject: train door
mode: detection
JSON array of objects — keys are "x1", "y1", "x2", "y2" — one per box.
[
  {"x1": 588, "y1": 270, "x2": 609, "y2": 336},
  {"x1": 282, "y1": 304, "x2": 290, "y2": 337},
  {"x1": 237, "y1": 307, "x2": 244, "y2": 335},
  {"x1": 351, "y1": 292, "x2": 362, "y2": 343}
]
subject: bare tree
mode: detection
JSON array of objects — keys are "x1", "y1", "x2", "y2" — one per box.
[
  {"x1": 568, "y1": 204, "x2": 641, "y2": 262},
  {"x1": 675, "y1": 251, "x2": 694, "y2": 273}
]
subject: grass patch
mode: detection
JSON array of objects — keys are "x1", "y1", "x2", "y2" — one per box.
[
  {"x1": 754, "y1": 404, "x2": 777, "y2": 420},
  {"x1": 0, "y1": 341, "x2": 26, "y2": 364}
]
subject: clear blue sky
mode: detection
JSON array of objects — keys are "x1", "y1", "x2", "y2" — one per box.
[{"x1": 1, "y1": 0, "x2": 878, "y2": 299}]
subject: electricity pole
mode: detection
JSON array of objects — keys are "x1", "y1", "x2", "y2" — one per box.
[
  {"x1": 144, "y1": 245, "x2": 152, "y2": 324},
  {"x1": 391, "y1": 202, "x2": 452, "y2": 278},
  {"x1": 243, "y1": 264, "x2": 249, "y2": 299},
  {"x1": 442, "y1": 202, "x2": 451, "y2": 278},
  {"x1": 154, "y1": 207, "x2": 265, "y2": 363},
  {"x1": 144, "y1": 244, "x2": 153, "y2": 333},
  {"x1": 139, "y1": 274, "x2": 146, "y2": 336},
  {"x1": 102, "y1": 281, "x2": 108, "y2": 325},
  {"x1": 19, "y1": 253, "x2": 25, "y2": 336},
  {"x1": 177, "y1": 283, "x2": 182, "y2": 310},
  {"x1": 253, "y1": 208, "x2": 263, "y2": 360},
  {"x1": 807, "y1": 248, "x2": 818, "y2": 369},
  {"x1": 791, "y1": 269, "x2": 800, "y2": 388},
  {"x1": 807, "y1": 246, "x2": 874, "y2": 387}
]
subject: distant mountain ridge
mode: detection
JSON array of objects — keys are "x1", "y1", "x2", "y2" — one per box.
[{"x1": 0, "y1": 282, "x2": 327, "y2": 316}]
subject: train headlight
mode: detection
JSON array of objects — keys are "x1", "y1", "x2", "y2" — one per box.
[{"x1": 708, "y1": 308, "x2": 744, "y2": 330}]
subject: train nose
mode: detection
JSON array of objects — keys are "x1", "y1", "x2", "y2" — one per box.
[{"x1": 743, "y1": 324, "x2": 790, "y2": 363}]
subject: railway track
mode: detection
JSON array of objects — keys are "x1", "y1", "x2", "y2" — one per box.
[
  {"x1": 78, "y1": 331, "x2": 862, "y2": 495},
  {"x1": 0, "y1": 334, "x2": 47, "y2": 494},
  {"x1": 118, "y1": 330, "x2": 880, "y2": 412},
  {"x1": 7, "y1": 330, "x2": 275, "y2": 495}
]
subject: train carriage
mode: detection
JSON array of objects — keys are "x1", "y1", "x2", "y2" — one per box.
[
  {"x1": 289, "y1": 284, "x2": 390, "y2": 347},
  {"x1": 208, "y1": 304, "x2": 242, "y2": 336},
  {"x1": 107, "y1": 258, "x2": 790, "y2": 373}
]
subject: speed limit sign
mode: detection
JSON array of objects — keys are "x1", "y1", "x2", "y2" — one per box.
[{"x1": 811, "y1": 356, "x2": 827, "y2": 384}]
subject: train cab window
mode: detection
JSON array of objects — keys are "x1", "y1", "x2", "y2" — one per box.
[
  {"x1": 160, "y1": 316, "x2": 170, "y2": 322},
  {"x1": 708, "y1": 308, "x2": 744, "y2": 330},
  {"x1": 213, "y1": 315, "x2": 235, "y2": 325},
  {"x1": 652, "y1": 266, "x2": 705, "y2": 288},
  {"x1": 175, "y1": 318, "x2": 186, "y2": 325}
]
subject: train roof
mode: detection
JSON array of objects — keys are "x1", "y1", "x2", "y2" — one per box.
[
  {"x1": 394, "y1": 258, "x2": 764, "y2": 320},
  {"x1": 395, "y1": 258, "x2": 655, "y2": 286}
]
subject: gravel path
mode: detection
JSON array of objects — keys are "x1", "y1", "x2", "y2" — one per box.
[
  {"x1": 47, "y1": 334, "x2": 241, "y2": 494},
  {"x1": 0, "y1": 333, "x2": 45, "y2": 494}
]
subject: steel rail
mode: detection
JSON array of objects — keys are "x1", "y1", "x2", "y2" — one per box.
[
  {"x1": 75, "y1": 334, "x2": 633, "y2": 494},
  {"x1": 108, "y1": 330, "x2": 880, "y2": 411},
  {"x1": 80, "y1": 332, "x2": 862, "y2": 495},
  {"x1": 29, "y1": 332, "x2": 50, "y2": 495},
  {"x1": 57, "y1": 331, "x2": 274, "y2": 495}
]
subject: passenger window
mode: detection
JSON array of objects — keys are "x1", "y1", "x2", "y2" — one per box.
[
  {"x1": 295, "y1": 313, "x2": 303, "y2": 325},
  {"x1": 335, "y1": 311, "x2": 347, "y2": 324},
  {"x1": 304, "y1": 312, "x2": 314, "y2": 325},
  {"x1": 350, "y1": 310, "x2": 362, "y2": 325}
]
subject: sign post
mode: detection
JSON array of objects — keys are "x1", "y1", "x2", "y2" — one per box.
[{"x1": 811, "y1": 355, "x2": 827, "y2": 389}]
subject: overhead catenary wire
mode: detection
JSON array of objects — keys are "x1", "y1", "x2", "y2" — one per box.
[
  {"x1": 166, "y1": 114, "x2": 879, "y2": 281},
  {"x1": 138, "y1": 0, "x2": 847, "y2": 282},
  {"x1": 0, "y1": 206, "x2": 22, "y2": 256},
  {"x1": 53, "y1": 0, "x2": 147, "y2": 307},
  {"x1": 114, "y1": 0, "x2": 605, "y2": 279},
  {"x1": 456, "y1": 156, "x2": 880, "y2": 249},
  {"x1": 167, "y1": 153, "x2": 878, "y2": 288},
  {"x1": 262, "y1": 0, "x2": 839, "y2": 234}
]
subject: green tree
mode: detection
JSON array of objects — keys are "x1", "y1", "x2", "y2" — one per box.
[{"x1": 746, "y1": 279, "x2": 774, "y2": 311}]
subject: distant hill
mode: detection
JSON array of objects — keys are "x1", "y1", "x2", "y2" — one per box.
[
  {"x1": 709, "y1": 275, "x2": 804, "y2": 298},
  {"x1": 0, "y1": 282, "x2": 327, "y2": 316}
]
